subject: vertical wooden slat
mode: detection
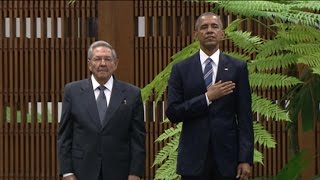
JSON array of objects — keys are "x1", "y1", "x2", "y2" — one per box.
[
  {"x1": 8, "y1": 2, "x2": 16, "y2": 180},
  {"x1": 51, "y1": 2, "x2": 58, "y2": 179},
  {"x1": 19, "y1": 1, "x2": 27, "y2": 178},
  {"x1": 0, "y1": 1, "x2": 4, "y2": 179},
  {"x1": 30, "y1": 1, "x2": 37, "y2": 179},
  {"x1": 61, "y1": 1, "x2": 67, "y2": 86},
  {"x1": 1, "y1": 1, "x2": 11, "y2": 179}
]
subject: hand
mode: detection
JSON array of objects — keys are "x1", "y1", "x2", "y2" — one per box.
[
  {"x1": 236, "y1": 163, "x2": 251, "y2": 180},
  {"x1": 128, "y1": 175, "x2": 141, "y2": 180},
  {"x1": 62, "y1": 174, "x2": 77, "y2": 180},
  {"x1": 206, "y1": 80, "x2": 235, "y2": 101}
]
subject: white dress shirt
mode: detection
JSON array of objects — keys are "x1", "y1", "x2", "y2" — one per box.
[
  {"x1": 91, "y1": 74, "x2": 113, "y2": 107},
  {"x1": 199, "y1": 49, "x2": 220, "y2": 105}
]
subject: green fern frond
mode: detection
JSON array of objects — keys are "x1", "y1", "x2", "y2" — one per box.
[
  {"x1": 253, "y1": 122, "x2": 276, "y2": 148},
  {"x1": 285, "y1": 11, "x2": 320, "y2": 26},
  {"x1": 286, "y1": 43, "x2": 320, "y2": 55},
  {"x1": 217, "y1": 1, "x2": 288, "y2": 16},
  {"x1": 217, "y1": 1, "x2": 320, "y2": 27},
  {"x1": 141, "y1": 83, "x2": 155, "y2": 102},
  {"x1": 312, "y1": 67, "x2": 320, "y2": 76},
  {"x1": 154, "y1": 153, "x2": 179, "y2": 180},
  {"x1": 277, "y1": 24, "x2": 320, "y2": 42},
  {"x1": 226, "y1": 31, "x2": 262, "y2": 54},
  {"x1": 224, "y1": 18, "x2": 243, "y2": 33},
  {"x1": 141, "y1": 41, "x2": 200, "y2": 103},
  {"x1": 250, "y1": 73, "x2": 302, "y2": 89},
  {"x1": 252, "y1": 93, "x2": 290, "y2": 121},
  {"x1": 153, "y1": 134, "x2": 179, "y2": 166},
  {"x1": 253, "y1": 54, "x2": 298, "y2": 71},
  {"x1": 256, "y1": 38, "x2": 292, "y2": 59},
  {"x1": 288, "y1": 1, "x2": 320, "y2": 11},
  {"x1": 224, "y1": 52, "x2": 251, "y2": 62},
  {"x1": 254, "y1": 149, "x2": 264, "y2": 165},
  {"x1": 155, "y1": 123, "x2": 182, "y2": 142},
  {"x1": 171, "y1": 41, "x2": 200, "y2": 61},
  {"x1": 298, "y1": 52, "x2": 320, "y2": 67}
]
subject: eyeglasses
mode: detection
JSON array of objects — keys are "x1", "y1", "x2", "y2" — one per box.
[{"x1": 91, "y1": 56, "x2": 114, "y2": 63}]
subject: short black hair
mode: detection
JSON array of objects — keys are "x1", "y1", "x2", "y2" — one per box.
[{"x1": 194, "y1": 12, "x2": 223, "y2": 30}]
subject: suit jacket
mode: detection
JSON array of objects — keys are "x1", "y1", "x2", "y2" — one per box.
[
  {"x1": 166, "y1": 52, "x2": 254, "y2": 177},
  {"x1": 58, "y1": 77, "x2": 145, "y2": 180}
]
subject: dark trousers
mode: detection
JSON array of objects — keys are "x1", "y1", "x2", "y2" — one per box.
[
  {"x1": 182, "y1": 145, "x2": 236, "y2": 180},
  {"x1": 98, "y1": 164, "x2": 103, "y2": 180}
]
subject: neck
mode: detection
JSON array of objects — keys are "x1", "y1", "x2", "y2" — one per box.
[{"x1": 201, "y1": 46, "x2": 218, "y2": 56}]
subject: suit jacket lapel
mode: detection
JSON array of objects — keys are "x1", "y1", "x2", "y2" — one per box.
[
  {"x1": 192, "y1": 52, "x2": 208, "y2": 92},
  {"x1": 102, "y1": 78, "x2": 126, "y2": 129},
  {"x1": 215, "y1": 53, "x2": 230, "y2": 83},
  {"x1": 81, "y1": 78, "x2": 102, "y2": 130}
]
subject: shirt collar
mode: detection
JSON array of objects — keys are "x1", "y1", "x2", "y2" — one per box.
[
  {"x1": 91, "y1": 74, "x2": 113, "y2": 91},
  {"x1": 199, "y1": 49, "x2": 220, "y2": 65}
]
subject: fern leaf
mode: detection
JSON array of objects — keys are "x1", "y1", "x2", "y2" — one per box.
[
  {"x1": 254, "y1": 149, "x2": 264, "y2": 165},
  {"x1": 285, "y1": 10, "x2": 320, "y2": 26},
  {"x1": 141, "y1": 41, "x2": 200, "y2": 103},
  {"x1": 288, "y1": 1, "x2": 320, "y2": 11},
  {"x1": 224, "y1": 18, "x2": 243, "y2": 33},
  {"x1": 312, "y1": 67, "x2": 320, "y2": 76},
  {"x1": 226, "y1": 31, "x2": 262, "y2": 54},
  {"x1": 153, "y1": 134, "x2": 179, "y2": 166},
  {"x1": 253, "y1": 122, "x2": 276, "y2": 148},
  {"x1": 155, "y1": 123, "x2": 182, "y2": 142},
  {"x1": 224, "y1": 52, "x2": 251, "y2": 62},
  {"x1": 217, "y1": 1, "x2": 320, "y2": 27},
  {"x1": 277, "y1": 24, "x2": 320, "y2": 42},
  {"x1": 217, "y1": 1, "x2": 289, "y2": 17},
  {"x1": 252, "y1": 93, "x2": 290, "y2": 121},
  {"x1": 297, "y1": 53, "x2": 320, "y2": 67},
  {"x1": 253, "y1": 54, "x2": 298, "y2": 71},
  {"x1": 154, "y1": 153, "x2": 179, "y2": 180},
  {"x1": 250, "y1": 73, "x2": 302, "y2": 89},
  {"x1": 286, "y1": 43, "x2": 320, "y2": 55},
  {"x1": 256, "y1": 38, "x2": 292, "y2": 59}
]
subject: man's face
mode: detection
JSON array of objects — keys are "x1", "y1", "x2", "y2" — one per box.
[
  {"x1": 88, "y1": 46, "x2": 118, "y2": 83},
  {"x1": 195, "y1": 15, "x2": 224, "y2": 52}
]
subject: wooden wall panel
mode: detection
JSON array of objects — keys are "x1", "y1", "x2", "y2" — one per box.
[{"x1": 0, "y1": 0, "x2": 96, "y2": 179}]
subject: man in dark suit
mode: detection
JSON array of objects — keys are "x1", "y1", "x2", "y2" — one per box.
[
  {"x1": 58, "y1": 41, "x2": 145, "y2": 180},
  {"x1": 166, "y1": 12, "x2": 254, "y2": 180}
]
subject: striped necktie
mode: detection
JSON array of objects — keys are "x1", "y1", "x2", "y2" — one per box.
[
  {"x1": 97, "y1": 85, "x2": 107, "y2": 124},
  {"x1": 204, "y1": 58, "x2": 213, "y2": 88}
]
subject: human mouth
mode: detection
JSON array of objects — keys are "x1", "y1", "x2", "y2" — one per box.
[{"x1": 206, "y1": 36, "x2": 215, "y2": 40}]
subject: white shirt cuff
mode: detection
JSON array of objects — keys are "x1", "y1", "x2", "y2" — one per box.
[
  {"x1": 205, "y1": 93, "x2": 212, "y2": 105},
  {"x1": 63, "y1": 173, "x2": 74, "y2": 177}
]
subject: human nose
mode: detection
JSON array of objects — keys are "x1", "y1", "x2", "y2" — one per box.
[
  {"x1": 207, "y1": 26, "x2": 214, "y2": 33},
  {"x1": 100, "y1": 59, "x2": 108, "y2": 65}
]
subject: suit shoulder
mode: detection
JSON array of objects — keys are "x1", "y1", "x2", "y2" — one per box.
[
  {"x1": 64, "y1": 79, "x2": 88, "y2": 88},
  {"x1": 175, "y1": 52, "x2": 199, "y2": 66},
  {"x1": 117, "y1": 80, "x2": 141, "y2": 92},
  {"x1": 222, "y1": 53, "x2": 247, "y2": 67}
]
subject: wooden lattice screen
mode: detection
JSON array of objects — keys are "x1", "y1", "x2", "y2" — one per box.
[{"x1": 0, "y1": 1, "x2": 96, "y2": 179}]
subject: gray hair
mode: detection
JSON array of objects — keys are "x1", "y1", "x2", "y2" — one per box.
[
  {"x1": 87, "y1": 40, "x2": 117, "y2": 60},
  {"x1": 194, "y1": 12, "x2": 223, "y2": 30}
]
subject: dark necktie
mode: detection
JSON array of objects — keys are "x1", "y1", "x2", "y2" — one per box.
[
  {"x1": 204, "y1": 58, "x2": 213, "y2": 88},
  {"x1": 97, "y1": 85, "x2": 107, "y2": 124}
]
